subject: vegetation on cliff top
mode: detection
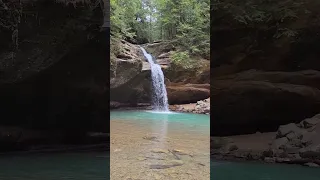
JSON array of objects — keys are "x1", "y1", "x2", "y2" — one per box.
[
  {"x1": 110, "y1": 0, "x2": 210, "y2": 63},
  {"x1": 0, "y1": 0, "x2": 103, "y2": 53},
  {"x1": 212, "y1": 0, "x2": 307, "y2": 38},
  {"x1": 211, "y1": 0, "x2": 320, "y2": 72}
]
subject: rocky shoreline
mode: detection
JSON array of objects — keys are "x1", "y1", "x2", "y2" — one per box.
[
  {"x1": 169, "y1": 98, "x2": 210, "y2": 114},
  {"x1": 211, "y1": 113, "x2": 320, "y2": 168},
  {"x1": 110, "y1": 98, "x2": 211, "y2": 115}
]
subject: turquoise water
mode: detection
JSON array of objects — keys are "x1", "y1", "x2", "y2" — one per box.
[
  {"x1": 0, "y1": 152, "x2": 109, "y2": 180},
  {"x1": 110, "y1": 110, "x2": 210, "y2": 131},
  {"x1": 211, "y1": 160, "x2": 320, "y2": 180}
]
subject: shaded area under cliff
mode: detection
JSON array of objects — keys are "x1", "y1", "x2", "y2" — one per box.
[{"x1": 0, "y1": 0, "x2": 109, "y2": 151}]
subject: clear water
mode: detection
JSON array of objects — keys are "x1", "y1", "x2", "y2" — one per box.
[
  {"x1": 0, "y1": 152, "x2": 109, "y2": 180},
  {"x1": 110, "y1": 110, "x2": 210, "y2": 179},
  {"x1": 110, "y1": 110, "x2": 210, "y2": 132},
  {"x1": 211, "y1": 160, "x2": 320, "y2": 180},
  {"x1": 140, "y1": 47, "x2": 169, "y2": 111}
]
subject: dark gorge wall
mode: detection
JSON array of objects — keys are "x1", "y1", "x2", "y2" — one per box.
[
  {"x1": 0, "y1": 0, "x2": 109, "y2": 147},
  {"x1": 211, "y1": 0, "x2": 320, "y2": 136}
]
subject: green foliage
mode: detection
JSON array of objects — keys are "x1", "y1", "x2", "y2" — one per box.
[
  {"x1": 110, "y1": 0, "x2": 139, "y2": 39},
  {"x1": 111, "y1": 0, "x2": 210, "y2": 58},
  {"x1": 154, "y1": 0, "x2": 210, "y2": 58},
  {"x1": 170, "y1": 51, "x2": 198, "y2": 70},
  {"x1": 211, "y1": 0, "x2": 307, "y2": 39}
]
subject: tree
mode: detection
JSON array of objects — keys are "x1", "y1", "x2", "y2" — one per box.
[{"x1": 111, "y1": 0, "x2": 210, "y2": 58}]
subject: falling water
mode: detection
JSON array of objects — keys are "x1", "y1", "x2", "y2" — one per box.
[{"x1": 140, "y1": 47, "x2": 169, "y2": 111}]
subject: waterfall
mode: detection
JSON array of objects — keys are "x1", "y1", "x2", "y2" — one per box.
[{"x1": 140, "y1": 47, "x2": 169, "y2": 111}]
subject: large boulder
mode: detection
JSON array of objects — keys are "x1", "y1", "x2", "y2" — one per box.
[
  {"x1": 211, "y1": 80, "x2": 320, "y2": 136},
  {"x1": 277, "y1": 123, "x2": 304, "y2": 138},
  {"x1": 144, "y1": 41, "x2": 176, "y2": 58},
  {"x1": 166, "y1": 84, "x2": 210, "y2": 104},
  {"x1": 214, "y1": 70, "x2": 320, "y2": 89},
  {"x1": 268, "y1": 114, "x2": 320, "y2": 161},
  {"x1": 299, "y1": 114, "x2": 320, "y2": 128},
  {"x1": 110, "y1": 39, "x2": 151, "y2": 104}
]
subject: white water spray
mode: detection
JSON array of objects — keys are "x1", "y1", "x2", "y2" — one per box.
[{"x1": 140, "y1": 47, "x2": 169, "y2": 112}]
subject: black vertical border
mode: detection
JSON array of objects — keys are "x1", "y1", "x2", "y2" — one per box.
[{"x1": 102, "y1": 0, "x2": 111, "y2": 178}]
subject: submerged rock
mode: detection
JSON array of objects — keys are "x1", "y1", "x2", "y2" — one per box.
[
  {"x1": 149, "y1": 160, "x2": 184, "y2": 169},
  {"x1": 151, "y1": 149, "x2": 168, "y2": 154}
]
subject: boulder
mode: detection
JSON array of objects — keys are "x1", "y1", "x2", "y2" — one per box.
[
  {"x1": 286, "y1": 132, "x2": 297, "y2": 140},
  {"x1": 272, "y1": 137, "x2": 289, "y2": 149},
  {"x1": 167, "y1": 84, "x2": 210, "y2": 104},
  {"x1": 214, "y1": 70, "x2": 320, "y2": 89},
  {"x1": 192, "y1": 98, "x2": 211, "y2": 114},
  {"x1": 266, "y1": 119, "x2": 320, "y2": 161},
  {"x1": 211, "y1": 80, "x2": 320, "y2": 135},
  {"x1": 277, "y1": 123, "x2": 303, "y2": 138},
  {"x1": 110, "y1": 40, "x2": 152, "y2": 104},
  {"x1": 300, "y1": 114, "x2": 320, "y2": 128},
  {"x1": 299, "y1": 149, "x2": 320, "y2": 159},
  {"x1": 144, "y1": 42, "x2": 175, "y2": 57},
  {"x1": 288, "y1": 138, "x2": 304, "y2": 148},
  {"x1": 301, "y1": 131, "x2": 318, "y2": 146}
]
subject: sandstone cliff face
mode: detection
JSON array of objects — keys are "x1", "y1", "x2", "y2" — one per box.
[
  {"x1": 110, "y1": 40, "x2": 211, "y2": 106},
  {"x1": 211, "y1": 70, "x2": 320, "y2": 136},
  {"x1": 211, "y1": 0, "x2": 320, "y2": 136},
  {"x1": 110, "y1": 39, "x2": 151, "y2": 106},
  {"x1": 145, "y1": 42, "x2": 210, "y2": 84}
]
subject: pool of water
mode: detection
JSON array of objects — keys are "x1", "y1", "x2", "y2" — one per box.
[
  {"x1": 110, "y1": 110, "x2": 210, "y2": 179},
  {"x1": 211, "y1": 160, "x2": 320, "y2": 180},
  {"x1": 110, "y1": 110, "x2": 210, "y2": 132},
  {"x1": 0, "y1": 152, "x2": 109, "y2": 180}
]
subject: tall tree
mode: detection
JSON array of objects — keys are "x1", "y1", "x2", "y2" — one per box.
[{"x1": 110, "y1": 0, "x2": 210, "y2": 58}]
